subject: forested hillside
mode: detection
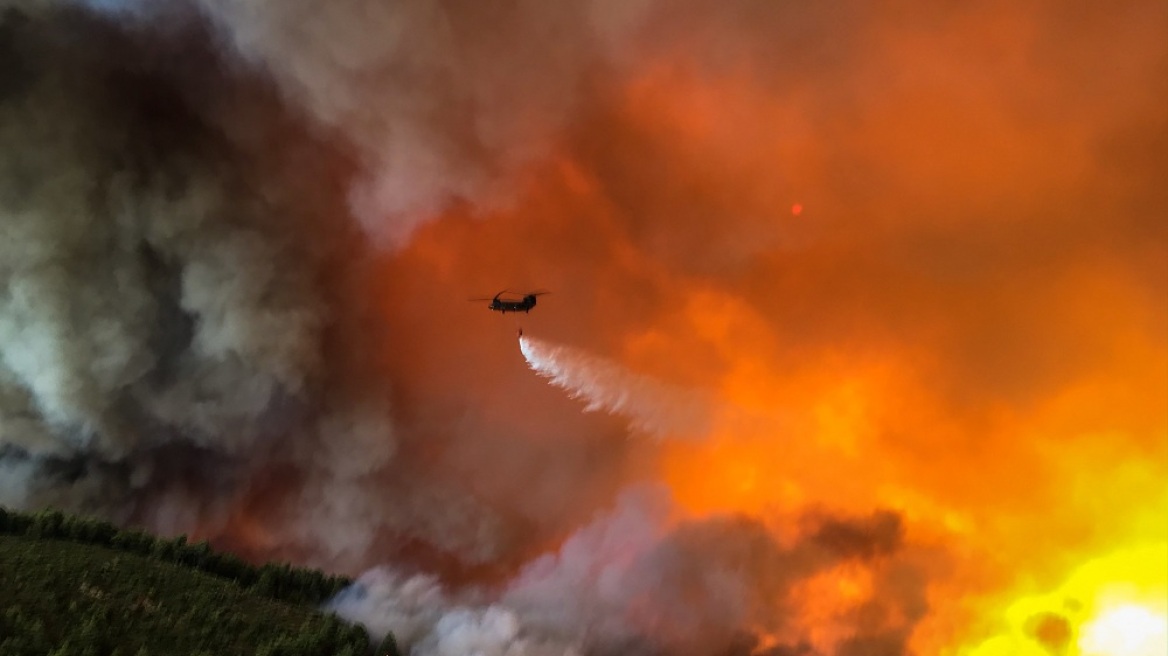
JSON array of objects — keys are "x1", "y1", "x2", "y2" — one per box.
[{"x1": 0, "y1": 507, "x2": 392, "y2": 656}]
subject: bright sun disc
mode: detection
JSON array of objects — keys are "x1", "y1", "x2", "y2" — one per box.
[{"x1": 1079, "y1": 604, "x2": 1168, "y2": 656}]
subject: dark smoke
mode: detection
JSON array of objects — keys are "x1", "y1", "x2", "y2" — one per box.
[
  {"x1": 0, "y1": 2, "x2": 415, "y2": 562},
  {"x1": 0, "y1": 0, "x2": 638, "y2": 583},
  {"x1": 0, "y1": 3, "x2": 324, "y2": 512}
]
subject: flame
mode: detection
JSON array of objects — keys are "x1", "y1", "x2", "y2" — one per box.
[
  {"x1": 646, "y1": 279, "x2": 1167, "y2": 653},
  {"x1": 962, "y1": 545, "x2": 1168, "y2": 656},
  {"x1": 1080, "y1": 604, "x2": 1167, "y2": 656}
]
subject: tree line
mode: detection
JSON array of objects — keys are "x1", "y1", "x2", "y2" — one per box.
[
  {"x1": 0, "y1": 505, "x2": 406, "y2": 655},
  {"x1": 0, "y1": 505, "x2": 352, "y2": 607}
]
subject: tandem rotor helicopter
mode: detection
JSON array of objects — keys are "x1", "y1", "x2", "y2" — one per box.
[{"x1": 469, "y1": 290, "x2": 550, "y2": 315}]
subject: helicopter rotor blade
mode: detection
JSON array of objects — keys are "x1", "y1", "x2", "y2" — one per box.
[{"x1": 469, "y1": 290, "x2": 546, "y2": 301}]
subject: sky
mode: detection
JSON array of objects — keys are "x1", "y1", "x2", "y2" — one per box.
[{"x1": 0, "y1": 1, "x2": 1165, "y2": 655}]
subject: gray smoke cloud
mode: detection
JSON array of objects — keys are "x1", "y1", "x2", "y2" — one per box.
[
  {"x1": 0, "y1": 0, "x2": 630, "y2": 574},
  {"x1": 188, "y1": 0, "x2": 652, "y2": 246},
  {"x1": 0, "y1": 0, "x2": 614, "y2": 579},
  {"x1": 330, "y1": 486, "x2": 924, "y2": 656},
  {"x1": 0, "y1": 2, "x2": 415, "y2": 559},
  {"x1": 0, "y1": 3, "x2": 320, "y2": 504}
]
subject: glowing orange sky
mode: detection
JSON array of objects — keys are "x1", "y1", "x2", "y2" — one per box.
[{"x1": 364, "y1": 2, "x2": 1166, "y2": 651}]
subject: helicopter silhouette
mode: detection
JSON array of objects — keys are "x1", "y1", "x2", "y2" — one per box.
[{"x1": 470, "y1": 290, "x2": 550, "y2": 314}]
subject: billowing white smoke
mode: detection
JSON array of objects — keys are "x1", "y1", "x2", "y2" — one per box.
[
  {"x1": 326, "y1": 568, "x2": 582, "y2": 656},
  {"x1": 519, "y1": 335, "x2": 715, "y2": 440},
  {"x1": 330, "y1": 486, "x2": 922, "y2": 656}
]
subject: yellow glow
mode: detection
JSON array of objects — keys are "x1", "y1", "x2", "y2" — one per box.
[
  {"x1": 963, "y1": 544, "x2": 1168, "y2": 656},
  {"x1": 1080, "y1": 604, "x2": 1167, "y2": 656}
]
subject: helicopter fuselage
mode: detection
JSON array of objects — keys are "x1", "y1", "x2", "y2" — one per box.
[{"x1": 489, "y1": 295, "x2": 538, "y2": 313}]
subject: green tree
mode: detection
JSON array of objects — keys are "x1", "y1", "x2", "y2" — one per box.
[{"x1": 375, "y1": 632, "x2": 403, "y2": 656}]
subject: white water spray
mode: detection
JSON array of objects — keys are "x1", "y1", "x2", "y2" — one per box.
[{"x1": 519, "y1": 335, "x2": 714, "y2": 441}]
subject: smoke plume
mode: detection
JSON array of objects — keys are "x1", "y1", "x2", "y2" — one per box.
[
  {"x1": 187, "y1": 0, "x2": 650, "y2": 246},
  {"x1": 1, "y1": 0, "x2": 1165, "y2": 654},
  {"x1": 330, "y1": 487, "x2": 925, "y2": 656},
  {"x1": 0, "y1": 2, "x2": 327, "y2": 511}
]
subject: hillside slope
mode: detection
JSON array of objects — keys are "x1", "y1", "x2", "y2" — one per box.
[{"x1": 0, "y1": 508, "x2": 375, "y2": 656}]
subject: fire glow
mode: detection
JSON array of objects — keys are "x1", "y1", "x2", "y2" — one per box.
[{"x1": 1, "y1": 1, "x2": 1164, "y2": 655}]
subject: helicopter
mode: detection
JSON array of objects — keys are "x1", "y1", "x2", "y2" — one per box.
[{"x1": 470, "y1": 290, "x2": 550, "y2": 314}]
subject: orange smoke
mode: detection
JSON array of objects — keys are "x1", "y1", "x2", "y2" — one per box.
[{"x1": 357, "y1": 1, "x2": 1168, "y2": 653}]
